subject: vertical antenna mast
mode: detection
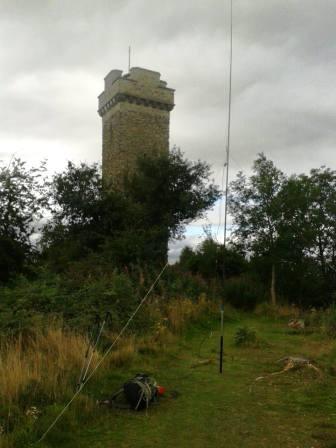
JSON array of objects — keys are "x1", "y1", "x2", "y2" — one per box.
[
  {"x1": 128, "y1": 46, "x2": 131, "y2": 72},
  {"x1": 224, "y1": 0, "x2": 233, "y2": 248},
  {"x1": 219, "y1": 0, "x2": 233, "y2": 375}
]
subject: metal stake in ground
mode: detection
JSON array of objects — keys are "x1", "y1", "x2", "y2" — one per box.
[{"x1": 219, "y1": 301, "x2": 224, "y2": 373}]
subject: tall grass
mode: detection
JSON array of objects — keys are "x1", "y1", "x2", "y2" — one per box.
[
  {"x1": 164, "y1": 294, "x2": 212, "y2": 332},
  {"x1": 0, "y1": 295, "x2": 215, "y2": 447},
  {"x1": 107, "y1": 335, "x2": 136, "y2": 367},
  {"x1": 0, "y1": 328, "x2": 94, "y2": 406},
  {"x1": 0, "y1": 296, "x2": 214, "y2": 415}
]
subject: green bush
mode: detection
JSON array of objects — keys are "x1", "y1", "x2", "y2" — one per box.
[
  {"x1": 162, "y1": 267, "x2": 210, "y2": 301},
  {"x1": 234, "y1": 326, "x2": 257, "y2": 346},
  {"x1": 0, "y1": 269, "x2": 141, "y2": 333}
]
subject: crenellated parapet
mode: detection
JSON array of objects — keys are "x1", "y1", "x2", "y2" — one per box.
[{"x1": 98, "y1": 67, "x2": 174, "y2": 117}]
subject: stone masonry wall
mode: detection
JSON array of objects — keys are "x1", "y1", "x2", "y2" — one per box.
[{"x1": 98, "y1": 67, "x2": 175, "y2": 188}]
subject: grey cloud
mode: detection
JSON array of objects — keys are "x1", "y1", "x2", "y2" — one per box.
[
  {"x1": 235, "y1": 1, "x2": 336, "y2": 62},
  {"x1": 0, "y1": 0, "x2": 225, "y2": 78},
  {"x1": 0, "y1": 70, "x2": 99, "y2": 139}
]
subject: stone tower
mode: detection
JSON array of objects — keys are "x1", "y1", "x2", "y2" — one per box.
[{"x1": 98, "y1": 67, "x2": 175, "y2": 187}]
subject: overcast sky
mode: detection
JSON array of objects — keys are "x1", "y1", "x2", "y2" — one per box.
[{"x1": 1, "y1": 0, "x2": 336, "y2": 260}]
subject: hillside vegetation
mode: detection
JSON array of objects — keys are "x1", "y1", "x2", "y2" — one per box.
[{"x1": 0, "y1": 151, "x2": 336, "y2": 446}]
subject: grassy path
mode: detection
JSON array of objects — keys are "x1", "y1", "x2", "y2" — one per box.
[{"x1": 40, "y1": 313, "x2": 336, "y2": 448}]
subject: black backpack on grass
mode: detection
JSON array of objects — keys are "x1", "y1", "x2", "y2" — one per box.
[{"x1": 111, "y1": 373, "x2": 158, "y2": 411}]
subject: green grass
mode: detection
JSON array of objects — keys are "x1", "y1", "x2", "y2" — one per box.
[{"x1": 32, "y1": 313, "x2": 336, "y2": 448}]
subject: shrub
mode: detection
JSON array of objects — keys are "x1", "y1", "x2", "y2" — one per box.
[
  {"x1": 234, "y1": 327, "x2": 257, "y2": 346},
  {"x1": 0, "y1": 269, "x2": 142, "y2": 333},
  {"x1": 162, "y1": 267, "x2": 210, "y2": 301}
]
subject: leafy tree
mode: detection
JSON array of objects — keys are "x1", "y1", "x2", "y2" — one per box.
[
  {"x1": 308, "y1": 167, "x2": 336, "y2": 279},
  {"x1": 0, "y1": 158, "x2": 47, "y2": 245},
  {"x1": 179, "y1": 238, "x2": 247, "y2": 280},
  {"x1": 0, "y1": 158, "x2": 47, "y2": 280},
  {"x1": 50, "y1": 161, "x2": 102, "y2": 227},
  {"x1": 123, "y1": 149, "x2": 220, "y2": 264},
  {"x1": 43, "y1": 149, "x2": 220, "y2": 268},
  {"x1": 229, "y1": 154, "x2": 285, "y2": 305},
  {"x1": 125, "y1": 148, "x2": 220, "y2": 239},
  {"x1": 229, "y1": 156, "x2": 336, "y2": 307},
  {"x1": 42, "y1": 162, "x2": 134, "y2": 269},
  {"x1": 277, "y1": 174, "x2": 312, "y2": 260},
  {"x1": 275, "y1": 168, "x2": 336, "y2": 305}
]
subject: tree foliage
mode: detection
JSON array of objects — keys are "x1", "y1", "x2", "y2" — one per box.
[
  {"x1": 229, "y1": 154, "x2": 336, "y2": 306},
  {"x1": 125, "y1": 148, "x2": 221, "y2": 239},
  {"x1": 229, "y1": 153, "x2": 285, "y2": 256},
  {"x1": 0, "y1": 158, "x2": 47, "y2": 280},
  {"x1": 308, "y1": 167, "x2": 336, "y2": 277},
  {"x1": 42, "y1": 149, "x2": 220, "y2": 269},
  {"x1": 0, "y1": 158, "x2": 47, "y2": 246},
  {"x1": 179, "y1": 238, "x2": 247, "y2": 280},
  {"x1": 229, "y1": 154, "x2": 285, "y2": 304}
]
